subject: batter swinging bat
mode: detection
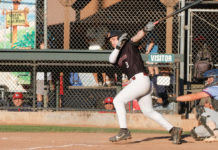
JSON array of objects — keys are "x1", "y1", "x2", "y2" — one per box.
[
  {"x1": 153, "y1": 0, "x2": 203, "y2": 25},
  {"x1": 176, "y1": 91, "x2": 209, "y2": 102}
]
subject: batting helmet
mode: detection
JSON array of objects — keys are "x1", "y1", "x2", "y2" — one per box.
[
  {"x1": 107, "y1": 30, "x2": 122, "y2": 40},
  {"x1": 104, "y1": 97, "x2": 114, "y2": 104},
  {"x1": 13, "y1": 92, "x2": 23, "y2": 100}
]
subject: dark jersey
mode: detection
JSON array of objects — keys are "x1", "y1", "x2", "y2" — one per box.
[{"x1": 115, "y1": 40, "x2": 145, "y2": 79}]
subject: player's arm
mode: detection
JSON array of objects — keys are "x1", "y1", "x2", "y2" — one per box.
[
  {"x1": 131, "y1": 30, "x2": 146, "y2": 43},
  {"x1": 131, "y1": 22, "x2": 155, "y2": 43},
  {"x1": 109, "y1": 49, "x2": 120, "y2": 64},
  {"x1": 109, "y1": 33, "x2": 128, "y2": 64},
  {"x1": 176, "y1": 91, "x2": 210, "y2": 102}
]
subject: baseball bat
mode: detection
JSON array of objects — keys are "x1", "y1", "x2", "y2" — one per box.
[
  {"x1": 176, "y1": 91, "x2": 209, "y2": 102},
  {"x1": 153, "y1": 0, "x2": 203, "y2": 25}
]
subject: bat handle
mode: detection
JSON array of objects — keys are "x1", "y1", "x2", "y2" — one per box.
[{"x1": 153, "y1": 21, "x2": 159, "y2": 25}]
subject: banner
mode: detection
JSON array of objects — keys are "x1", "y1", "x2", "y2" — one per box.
[
  {"x1": 0, "y1": 0, "x2": 36, "y2": 49},
  {"x1": 6, "y1": 9, "x2": 29, "y2": 28}
]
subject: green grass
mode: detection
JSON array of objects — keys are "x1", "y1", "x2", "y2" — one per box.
[
  {"x1": 0, "y1": 125, "x2": 190, "y2": 135},
  {"x1": 0, "y1": 125, "x2": 162, "y2": 133}
]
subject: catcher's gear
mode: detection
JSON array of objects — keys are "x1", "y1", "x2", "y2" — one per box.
[
  {"x1": 199, "y1": 116, "x2": 215, "y2": 136},
  {"x1": 204, "y1": 129, "x2": 218, "y2": 142},
  {"x1": 191, "y1": 107, "x2": 217, "y2": 141},
  {"x1": 204, "y1": 136, "x2": 218, "y2": 143},
  {"x1": 203, "y1": 69, "x2": 218, "y2": 87},
  {"x1": 191, "y1": 125, "x2": 213, "y2": 141},
  {"x1": 203, "y1": 69, "x2": 218, "y2": 78},
  {"x1": 13, "y1": 92, "x2": 23, "y2": 100},
  {"x1": 196, "y1": 105, "x2": 205, "y2": 120},
  {"x1": 170, "y1": 127, "x2": 183, "y2": 144},
  {"x1": 109, "y1": 128, "x2": 131, "y2": 142},
  {"x1": 190, "y1": 128, "x2": 204, "y2": 141},
  {"x1": 211, "y1": 98, "x2": 218, "y2": 112},
  {"x1": 143, "y1": 22, "x2": 155, "y2": 32},
  {"x1": 116, "y1": 33, "x2": 128, "y2": 50}
]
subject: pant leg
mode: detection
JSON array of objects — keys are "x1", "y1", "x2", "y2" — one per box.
[
  {"x1": 113, "y1": 74, "x2": 151, "y2": 128},
  {"x1": 138, "y1": 94, "x2": 173, "y2": 131},
  {"x1": 194, "y1": 125, "x2": 211, "y2": 137},
  {"x1": 202, "y1": 108, "x2": 218, "y2": 128}
]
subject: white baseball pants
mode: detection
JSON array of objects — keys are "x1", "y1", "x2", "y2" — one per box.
[{"x1": 113, "y1": 72, "x2": 173, "y2": 131}]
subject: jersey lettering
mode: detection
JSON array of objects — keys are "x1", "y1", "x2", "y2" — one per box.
[
  {"x1": 118, "y1": 54, "x2": 127, "y2": 67},
  {"x1": 125, "y1": 62, "x2": 129, "y2": 68}
]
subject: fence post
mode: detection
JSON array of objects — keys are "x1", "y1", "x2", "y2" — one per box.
[
  {"x1": 44, "y1": 0, "x2": 48, "y2": 49},
  {"x1": 56, "y1": 80, "x2": 60, "y2": 111},
  {"x1": 175, "y1": 62, "x2": 180, "y2": 114},
  {"x1": 33, "y1": 61, "x2": 36, "y2": 111}
]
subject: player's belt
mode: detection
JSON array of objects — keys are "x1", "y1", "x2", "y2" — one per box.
[{"x1": 131, "y1": 72, "x2": 147, "y2": 80}]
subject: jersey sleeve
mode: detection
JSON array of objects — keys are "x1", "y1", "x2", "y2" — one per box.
[{"x1": 203, "y1": 86, "x2": 218, "y2": 100}]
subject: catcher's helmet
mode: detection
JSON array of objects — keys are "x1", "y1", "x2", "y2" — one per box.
[
  {"x1": 203, "y1": 69, "x2": 218, "y2": 78},
  {"x1": 13, "y1": 92, "x2": 23, "y2": 100},
  {"x1": 203, "y1": 69, "x2": 218, "y2": 87},
  {"x1": 104, "y1": 97, "x2": 114, "y2": 104}
]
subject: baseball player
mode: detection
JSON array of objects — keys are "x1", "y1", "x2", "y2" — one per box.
[
  {"x1": 9, "y1": 92, "x2": 31, "y2": 112},
  {"x1": 177, "y1": 69, "x2": 218, "y2": 142},
  {"x1": 104, "y1": 97, "x2": 114, "y2": 110},
  {"x1": 107, "y1": 22, "x2": 183, "y2": 144},
  {"x1": 12, "y1": 92, "x2": 24, "y2": 108}
]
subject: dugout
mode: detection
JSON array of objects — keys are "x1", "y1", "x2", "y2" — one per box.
[{"x1": 0, "y1": 49, "x2": 183, "y2": 114}]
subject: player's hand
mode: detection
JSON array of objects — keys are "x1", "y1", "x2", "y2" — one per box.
[
  {"x1": 116, "y1": 33, "x2": 128, "y2": 50},
  {"x1": 143, "y1": 22, "x2": 155, "y2": 32}
]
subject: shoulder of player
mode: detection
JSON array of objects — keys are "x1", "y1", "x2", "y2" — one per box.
[
  {"x1": 203, "y1": 86, "x2": 218, "y2": 95},
  {"x1": 204, "y1": 85, "x2": 218, "y2": 91},
  {"x1": 127, "y1": 39, "x2": 140, "y2": 48}
]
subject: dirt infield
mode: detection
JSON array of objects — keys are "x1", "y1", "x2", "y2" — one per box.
[{"x1": 0, "y1": 132, "x2": 218, "y2": 150}]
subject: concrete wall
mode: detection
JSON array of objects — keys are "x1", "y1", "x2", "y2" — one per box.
[{"x1": 0, "y1": 111, "x2": 197, "y2": 131}]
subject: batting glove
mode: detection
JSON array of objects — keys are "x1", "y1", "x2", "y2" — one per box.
[
  {"x1": 116, "y1": 33, "x2": 128, "y2": 50},
  {"x1": 143, "y1": 22, "x2": 155, "y2": 32}
]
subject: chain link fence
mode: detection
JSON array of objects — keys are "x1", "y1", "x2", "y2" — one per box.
[
  {"x1": 186, "y1": 8, "x2": 218, "y2": 93},
  {"x1": 43, "y1": 0, "x2": 180, "y2": 53},
  {"x1": 4, "y1": 0, "x2": 216, "y2": 113},
  {"x1": 0, "y1": 59, "x2": 178, "y2": 113},
  {"x1": 183, "y1": 1, "x2": 218, "y2": 116}
]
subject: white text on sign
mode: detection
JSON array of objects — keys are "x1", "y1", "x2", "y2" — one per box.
[{"x1": 148, "y1": 54, "x2": 175, "y2": 63}]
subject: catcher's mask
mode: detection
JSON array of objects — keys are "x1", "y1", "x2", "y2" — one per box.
[{"x1": 203, "y1": 69, "x2": 218, "y2": 87}]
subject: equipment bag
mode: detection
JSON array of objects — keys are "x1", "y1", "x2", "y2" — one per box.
[
  {"x1": 194, "y1": 60, "x2": 212, "y2": 80},
  {"x1": 193, "y1": 45, "x2": 213, "y2": 80}
]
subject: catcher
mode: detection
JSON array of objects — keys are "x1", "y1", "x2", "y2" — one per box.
[{"x1": 177, "y1": 69, "x2": 218, "y2": 142}]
